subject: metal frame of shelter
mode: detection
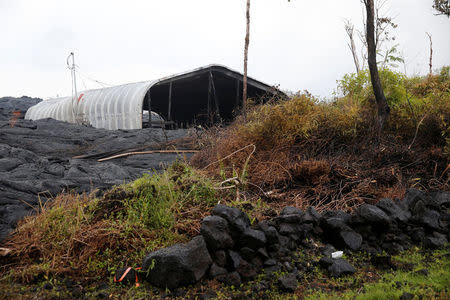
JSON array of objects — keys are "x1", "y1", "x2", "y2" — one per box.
[{"x1": 25, "y1": 64, "x2": 281, "y2": 130}]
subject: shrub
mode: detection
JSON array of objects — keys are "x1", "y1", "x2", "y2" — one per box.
[
  {"x1": 338, "y1": 66, "x2": 449, "y2": 148},
  {"x1": 125, "y1": 161, "x2": 217, "y2": 229},
  {"x1": 337, "y1": 68, "x2": 409, "y2": 107}
]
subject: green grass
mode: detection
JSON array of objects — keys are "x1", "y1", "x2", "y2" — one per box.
[
  {"x1": 306, "y1": 247, "x2": 450, "y2": 300},
  {"x1": 124, "y1": 161, "x2": 217, "y2": 229}
]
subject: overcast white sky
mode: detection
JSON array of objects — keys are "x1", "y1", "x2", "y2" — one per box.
[{"x1": 1, "y1": 0, "x2": 449, "y2": 99}]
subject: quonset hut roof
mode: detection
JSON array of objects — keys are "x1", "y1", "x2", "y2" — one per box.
[{"x1": 25, "y1": 64, "x2": 281, "y2": 130}]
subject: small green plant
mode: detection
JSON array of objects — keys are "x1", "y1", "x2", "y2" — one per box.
[{"x1": 337, "y1": 68, "x2": 409, "y2": 107}]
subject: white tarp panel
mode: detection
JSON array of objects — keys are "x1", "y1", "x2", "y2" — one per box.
[{"x1": 25, "y1": 81, "x2": 155, "y2": 130}]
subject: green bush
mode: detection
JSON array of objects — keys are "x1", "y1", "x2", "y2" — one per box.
[
  {"x1": 237, "y1": 94, "x2": 364, "y2": 151},
  {"x1": 125, "y1": 161, "x2": 217, "y2": 229},
  {"x1": 337, "y1": 66, "x2": 449, "y2": 149},
  {"x1": 337, "y1": 68, "x2": 409, "y2": 107}
]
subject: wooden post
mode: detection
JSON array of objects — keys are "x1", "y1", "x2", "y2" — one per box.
[
  {"x1": 147, "y1": 93, "x2": 152, "y2": 127},
  {"x1": 243, "y1": 0, "x2": 251, "y2": 120},
  {"x1": 207, "y1": 70, "x2": 212, "y2": 125},
  {"x1": 426, "y1": 32, "x2": 433, "y2": 76},
  {"x1": 236, "y1": 79, "x2": 240, "y2": 108},
  {"x1": 210, "y1": 73, "x2": 221, "y2": 122},
  {"x1": 168, "y1": 81, "x2": 173, "y2": 121}
]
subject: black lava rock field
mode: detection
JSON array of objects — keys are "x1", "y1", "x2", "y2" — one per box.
[{"x1": 0, "y1": 96, "x2": 192, "y2": 242}]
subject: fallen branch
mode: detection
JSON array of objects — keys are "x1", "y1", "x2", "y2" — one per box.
[
  {"x1": 203, "y1": 144, "x2": 256, "y2": 170},
  {"x1": 440, "y1": 164, "x2": 450, "y2": 180},
  {"x1": 246, "y1": 182, "x2": 270, "y2": 197},
  {"x1": 213, "y1": 185, "x2": 237, "y2": 191},
  {"x1": 97, "y1": 150, "x2": 199, "y2": 162},
  {"x1": 408, "y1": 114, "x2": 427, "y2": 150},
  {"x1": 72, "y1": 238, "x2": 89, "y2": 246},
  {"x1": 0, "y1": 248, "x2": 12, "y2": 256},
  {"x1": 218, "y1": 177, "x2": 240, "y2": 187},
  {"x1": 73, "y1": 148, "x2": 134, "y2": 160}
]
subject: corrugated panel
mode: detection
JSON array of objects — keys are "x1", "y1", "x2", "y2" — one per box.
[{"x1": 25, "y1": 81, "x2": 155, "y2": 130}]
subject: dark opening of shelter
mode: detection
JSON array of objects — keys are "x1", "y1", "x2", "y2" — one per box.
[{"x1": 142, "y1": 65, "x2": 279, "y2": 128}]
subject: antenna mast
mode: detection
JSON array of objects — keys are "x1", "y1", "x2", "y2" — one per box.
[{"x1": 67, "y1": 52, "x2": 80, "y2": 124}]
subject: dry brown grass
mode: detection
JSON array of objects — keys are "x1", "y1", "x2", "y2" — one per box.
[{"x1": 191, "y1": 92, "x2": 449, "y2": 215}]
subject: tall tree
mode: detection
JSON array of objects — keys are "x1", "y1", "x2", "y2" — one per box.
[
  {"x1": 243, "y1": 0, "x2": 251, "y2": 119},
  {"x1": 433, "y1": 0, "x2": 450, "y2": 17},
  {"x1": 364, "y1": 0, "x2": 390, "y2": 131}
]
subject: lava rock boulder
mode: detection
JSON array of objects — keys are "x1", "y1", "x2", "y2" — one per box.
[
  {"x1": 328, "y1": 258, "x2": 356, "y2": 277},
  {"x1": 212, "y1": 204, "x2": 251, "y2": 237},
  {"x1": 200, "y1": 215, "x2": 234, "y2": 250},
  {"x1": 357, "y1": 204, "x2": 391, "y2": 227},
  {"x1": 141, "y1": 236, "x2": 212, "y2": 288}
]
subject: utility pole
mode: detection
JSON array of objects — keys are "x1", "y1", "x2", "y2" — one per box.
[
  {"x1": 243, "y1": 0, "x2": 251, "y2": 120},
  {"x1": 67, "y1": 52, "x2": 80, "y2": 124}
]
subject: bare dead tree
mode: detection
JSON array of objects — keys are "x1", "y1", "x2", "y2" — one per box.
[
  {"x1": 243, "y1": 0, "x2": 251, "y2": 120},
  {"x1": 433, "y1": 0, "x2": 450, "y2": 17},
  {"x1": 426, "y1": 32, "x2": 433, "y2": 76},
  {"x1": 364, "y1": 0, "x2": 390, "y2": 132},
  {"x1": 344, "y1": 20, "x2": 361, "y2": 74}
]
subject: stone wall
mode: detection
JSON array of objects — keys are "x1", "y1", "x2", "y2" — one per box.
[{"x1": 137, "y1": 188, "x2": 449, "y2": 290}]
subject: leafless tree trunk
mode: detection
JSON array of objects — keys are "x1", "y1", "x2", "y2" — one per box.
[
  {"x1": 345, "y1": 20, "x2": 361, "y2": 74},
  {"x1": 243, "y1": 0, "x2": 250, "y2": 119},
  {"x1": 364, "y1": 0, "x2": 390, "y2": 132},
  {"x1": 426, "y1": 32, "x2": 433, "y2": 76}
]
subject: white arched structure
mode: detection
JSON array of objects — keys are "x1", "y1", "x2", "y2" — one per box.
[
  {"x1": 25, "y1": 80, "x2": 155, "y2": 130},
  {"x1": 25, "y1": 65, "x2": 281, "y2": 130}
]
